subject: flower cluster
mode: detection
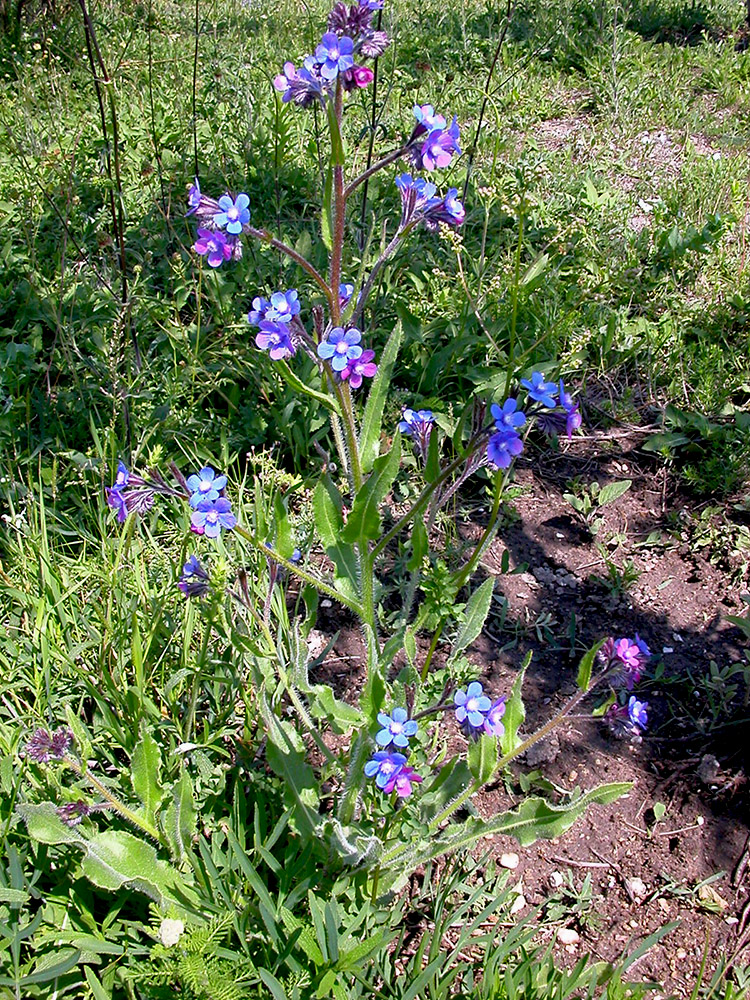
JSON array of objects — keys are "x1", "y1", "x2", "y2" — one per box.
[
  {"x1": 395, "y1": 173, "x2": 465, "y2": 231},
  {"x1": 105, "y1": 462, "x2": 156, "y2": 522},
  {"x1": 187, "y1": 180, "x2": 249, "y2": 267},
  {"x1": 410, "y1": 108, "x2": 461, "y2": 173},
  {"x1": 274, "y1": 2, "x2": 389, "y2": 108},
  {"x1": 23, "y1": 726, "x2": 74, "y2": 764},
  {"x1": 599, "y1": 633, "x2": 651, "y2": 689},
  {"x1": 316, "y1": 327, "x2": 378, "y2": 387},
  {"x1": 485, "y1": 375, "x2": 582, "y2": 470},
  {"x1": 606, "y1": 696, "x2": 650, "y2": 739},
  {"x1": 454, "y1": 682, "x2": 506, "y2": 738},
  {"x1": 178, "y1": 555, "x2": 210, "y2": 598},
  {"x1": 399, "y1": 407, "x2": 434, "y2": 460},
  {"x1": 365, "y1": 709, "x2": 422, "y2": 798},
  {"x1": 188, "y1": 465, "x2": 236, "y2": 538}
]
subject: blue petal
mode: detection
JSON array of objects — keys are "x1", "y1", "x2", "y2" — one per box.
[
  {"x1": 375, "y1": 730, "x2": 392, "y2": 747},
  {"x1": 392, "y1": 707, "x2": 407, "y2": 723}
]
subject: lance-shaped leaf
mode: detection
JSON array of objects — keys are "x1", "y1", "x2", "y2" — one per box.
[
  {"x1": 341, "y1": 436, "x2": 401, "y2": 546},
  {"x1": 500, "y1": 651, "x2": 530, "y2": 757},
  {"x1": 131, "y1": 730, "x2": 164, "y2": 827},
  {"x1": 260, "y1": 693, "x2": 319, "y2": 840},
  {"x1": 161, "y1": 767, "x2": 196, "y2": 863},
  {"x1": 450, "y1": 577, "x2": 495, "y2": 659},
  {"x1": 468, "y1": 733, "x2": 498, "y2": 785},
  {"x1": 312, "y1": 481, "x2": 360, "y2": 604},
  {"x1": 577, "y1": 638, "x2": 606, "y2": 692},
  {"x1": 358, "y1": 323, "x2": 402, "y2": 474}
]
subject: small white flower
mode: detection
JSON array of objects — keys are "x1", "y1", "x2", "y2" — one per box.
[{"x1": 159, "y1": 918, "x2": 185, "y2": 947}]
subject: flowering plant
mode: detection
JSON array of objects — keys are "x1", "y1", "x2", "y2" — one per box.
[{"x1": 18, "y1": 0, "x2": 638, "y2": 914}]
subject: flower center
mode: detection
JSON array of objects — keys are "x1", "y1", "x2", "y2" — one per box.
[
  {"x1": 200, "y1": 479, "x2": 212, "y2": 492},
  {"x1": 228, "y1": 207, "x2": 239, "y2": 221},
  {"x1": 466, "y1": 698, "x2": 479, "y2": 712},
  {"x1": 335, "y1": 341, "x2": 348, "y2": 353},
  {"x1": 391, "y1": 722, "x2": 403, "y2": 734},
  {"x1": 207, "y1": 511, "x2": 218, "y2": 523},
  {"x1": 381, "y1": 761, "x2": 394, "y2": 774}
]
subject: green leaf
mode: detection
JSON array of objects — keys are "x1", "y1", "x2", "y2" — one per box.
[
  {"x1": 468, "y1": 734, "x2": 498, "y2": 785},
  {"x1": 360, "y1": 624, "x2": 385, "y2": 724},
  {"x1": 17, "y1": 802, "x2": 86, "y2": 846},
  {"x1": 81, "y1": 830, "x2": 195, "y2": 910},
  {"x1": 312, "y1": 481, "x2": 360, "y2": 603},
  {"x1": 308, "y1": 684, "x2": 363, "y2": 731},
  {"x1": 577, "y1": 639, "x2": 605, "y2": 692},
  {"x1": 321, "y1": 164, "x2": 334, "y2": 252},
  {"x1": 161, "y1": 766, "x2": 195, "y2": 863},
  {"x1": 341, "y1": 437, "x2": 401, "y2": 546},
  {"x1": 451, "y1": 577, "x2": 494, "y2": 658},
  {"x1": 359, "y1": 323, "x2": 402, "y2": 473},
  {"x1": 419, "y1": 758, "x2": 473, "y2": 825},
  {"x1": 500, "y1": 652, "x2": 530, "y2": 757},
  {"x1": 0, "y1": 949, "x2": 81, "y2": 987},
  {"x1": 258, "y1": 968, "x2": 289, "y2": 1000},
  {"x1": 131, "y1": 730, "x2": 164, "y2": 824},
  {"x1": 407, "y1": 520, "x2": 427, "y2": 573},
  {"x1": 520, "y1": 252, "x2": 549, "y2": 288},
  {"x1": 273, "y1": 494, "x2": 295, "y2": 560},
  {"x1": 276, "y1": 360, "x2": 341, "y2": 415},
  {"x1": 261, "y1": 695, "x2": 319, "y2": 839},
  {"x1": 0, "y1": 888, "x2": 29, "y2": 904},
  {"x1": 404, "y1": 627, "x2": 417, "y2": 668},
  {"x1": 597, "y1": 479, "x2": 632, "y2": 506}
]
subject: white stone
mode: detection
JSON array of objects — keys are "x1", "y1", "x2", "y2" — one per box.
[
  {"x1": 626, "y1": 877, "x2": 648, "y2": 899},
  {"x1": 510, "y1": 892, "x2": 526, "y2": 915},
  {"x1": 549, "y1": 871, "x2": 564, "y2": 888},
  {"x1": 500, "y1": 852, "x2": 520, "y2": 870},
  {"x1": 557, "y1": 928, "x2": 580, "y2": 945}
]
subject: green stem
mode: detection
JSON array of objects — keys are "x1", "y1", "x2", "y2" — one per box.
[
  {"x1": 234, "y1": 524, "x2": 363, "y2": 616},
  {"x1": 328, "y1": 82, "x2": 346, "y2": 325},
  {"x1": 453, "y1": 468, "x2": 506, "y2": 591},
  {"x1": 505, "y1": 209, "x2": 524, "y2": 397},
  {"x1": 247, "y1": 226, "x2": 333, "y2": 311},
  {"x1": 285, "y1": 680, "x2": 336, "y2": 764},
  {"x1": 65, "y1": 758, "x2": 160, "y2": 842},
  {"x1": 420, "y1": 623, "x2": 444, "y2": 682},
  {"x1": 184, "y1": 618, "x2": 211, "y2": 745}
]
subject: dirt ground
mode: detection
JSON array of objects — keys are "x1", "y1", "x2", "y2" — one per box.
[{"x1": 310, "y1": 427, "x2": 750, "y2": 997}]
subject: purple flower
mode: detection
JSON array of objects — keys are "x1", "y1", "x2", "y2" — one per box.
[
  {"x1": 424, "y1": 187, "x2": 465, "y2": 229},
  {"x1": 487, "y1": 429, "x2": 524, "y2": 469},
  {"x1": 213, "y1": 193, "x2": 250, "y2": 235},
  {"x1": 191, "y1": 497, "x2": 237, "y2": 538},
  {"x1": 454, "y1": 681, "x2": 492, "y2": 729},
  {"x1": 483, "y1": 697, "x2": 507, "y2": 737},
  {"x1": 186, "y1": 466, "x2": 227, "y2": 509},
  {"x1": 360, "y1": 0, "x2": 383, "y2": 9},
  {"x1": 106, "y1": 465, "x2": 155, "y2": 522},
  {"x1": 399, "y1": 408, "x2": 434, "y2": 459},
  {"x1": 193, "y1": 228, "x2": 233, "y2": 268},
  {"x1": 395, "y1": 173, "x2": 436, "y2": 225},
  {"x1": 274, "y1": 61, "x2": 325, "y2": 107},
  {"x1": 247, "y1": 289, "x2": 299, "y2": 326},
  {"x1": 609, "y1": 636, "x2": 645, "y2": 689},
  {"x1": 376, "y1": 708, "x2": 418, "y2": 748},
  {"x1": 318, "y1": 327, "x2": 363, "y2": 372},
  {"x1": 112, "y1": 461, "x2": 129, "y2": 489},
  {"x1": 628, "y1": 696, "x2": 649, "y2": 730},
  {"x1": 614, "y1": 637, "x2": 641, "y2": 671},
  {"x1": 57, "y1": 800, "x2": 91, "y2": 827},
  {"x1": 255, "y1": 322, "x2": 295, "y2": 361},
  {"x1": 342, "y1": 64, "x2": 374, "y2": 91},
  {"x1": 314, "y1": 32, "x2": 354, "y2": 79},
  {"x1": 185, "y1": 182, "x2": 221, "y2": 225},
  {"x1": 521, "y1": 372, "x2": 558, "y2": 408},
  {"x1": 634, "y1": 633, "x2": 651, "y2": 659},
  {"x1": 186, "y1": 178, "x2": 202, "y2": 216},
  {"x1": 558, "y1": 379, "x2": 582, "y2": 438},
  {"x1": 339, "y1": 283, "x2": 354, "y2": 308},
  {"x1": 178, "y1": 555, "x2": 210, "y2": 597},
  {"x1": 491, "y1": 398, "x2": 526, "y2": 431},
  {"x1": 417, "y1": 118, "x2": 461, "y2": 171},
  {"x1": 364, "y1": 751, "x2": 406, "y2": 789},
  {"x1": 24, "y1": 726, "x2": 73, "y2": 764},
  {"x1": 340, "y1": 349, "x2": 377, "y2": 388},
  {"x1": 413, "y1": 104, "x2": 446, "y2": 133},
  {"x1": 360, "y1": 29, "x2": 390, "y2": 58},
  {"x1": 106, "y1": 485, "x2": 128, "y2": 522},
  {"x1": 383, "y1": 765, "x2": 423, "y2": 798}
]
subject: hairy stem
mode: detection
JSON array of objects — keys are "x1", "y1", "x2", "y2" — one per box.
[{"x1": 247, "y1": 226, "x2": 333, "y2": 308}]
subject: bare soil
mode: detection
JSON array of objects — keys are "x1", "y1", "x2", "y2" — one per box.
[{"x1": 311, "y1": 431, "x2": 750, "y2": 997}]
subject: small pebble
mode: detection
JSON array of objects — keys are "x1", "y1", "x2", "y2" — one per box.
[
  {"x1": 500, "y1": 852, "x2": 520, "y2": 870},
  {"x1": 321, "y1": 599, "x2": 332, "y2": 607},
  {"x1": 549, "y1": 871, "x2": 564, "y2": 888},
  {"x1": 663, "y1": 646, "x2": 674, "y2": 654},
  {"x1": 557, "y1": 928, "x2": 580, "y2": 945},
  {"x1": 510, "y1": 893, "x2": 526, "y2": 915},
  {"x1": 627, "y1": 877, "x2": 647, "y2": 899}
]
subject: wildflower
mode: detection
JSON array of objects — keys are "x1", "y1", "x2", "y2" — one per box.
[
  {"x1": 24, "y1": 726, "x2": 73, "y2": 764},
  {"x1": 364, "y1": 750, "x2": 406, "y2": 789},
  {"x1": 399, "y1": 408, "x2": 434, "y2": 459},
  {"x1": 483, "y1": 697, "x2": 507, "y2": 737},
  {"x1": 267, "y1": 289, "x2": 301, "y2": 323},
  {"x1": 185, "y1": 181, "x2": 221, "y2": 225},
  {"x1": 57, "y1": 800, "x2": 91, "y2": 827},
  {"x1": 417, "y1": 118, "x2": 461, "y2": 171},
  {"x1": 360, "y1": 0, "x2": 383, "y2": 10},
  {"x1": 521, "y1": 372, "x2": 558, "y2": 408},
  {"x1": 376, "y1": 708, "x2": 418, "y2": 748},
  {"x1": 491, "y1": 398, "x2": 526, "y2": 432},
  {"x1": 106, "y1": 484, "x2": 128, "y2": 522},
  {"x1": 413, "y1": 103, "x2": 446, "y2": 133},
  {"x1": 454, "y1": 681, "x2": 492, "y2": 730},
  {"x1": 106, "y1": 465, "x2": 155, "y2": 522},
  {"x1": 314, "y1": 32, "x2": 354, "y2": 79},
  {"x1": 558, "y1": 379, "x2": 582, "y2": 438},
  {"x1": 424, "y1": 188, "x2": 465, "y2": 229},
  {"x1": 634, "y1": 633, "x2": 651, "y2": 659},
  {"x1": 342, "y1": 64, "x2": 374, "y2": 90},
  {"x1": 614, "y1": 637, "x2": 641, "y2": 672},
  {"x1": 255, "y1": 321, "x2": 296, "y2": 360},
  {"x1": 186, "y1": 178, "x2": 202, "y2": 215},
  {"x1": 383, "y1": 765, "x2": 423, "y2": 798},
  {"x1": 190, "y1": 497, "x2": 237, "y2": 538},
  {"x1": 290, "y1": 548, "x2": 302, "y2": 563},
  {"x1": 487, "y1": 429, "x2": 524, "y2": 469},
  {"x1": 607, "y1": 636, "x2": 647, "y2": 689},
  {"x1": 340, "y1": 349, "x2": 377, "y2": 388},
  {"x1": 274, "y1": 61, "x2": 325, "y2": 107},
  {"x1": 213, "y1": 193, "x2": 251, "y2": 235},
  {"x1": 317, "y1": 327, "x2": 363, "y2": 372},
  {"x1": 628, "y1": 696, "x2": 649, "y2": 730},
  {"x1": 395, "y1": 173, "x2": 436, "y2": 225},
  {"x1": 359, "y1": 29, "x2": 390, "y2": 58},
  {"x1": 159, "y1": 918, "x2": 185, "y2": 948},
  {"x1": 186, "y1": 466, "x2": 227, "y2": 509},
  {"x1": 112, "y1": 461, "x2": 130, "y2": 489},
  {"x1": 328, "y1": 1, "x2": 371, "y2": 35},
  {"x1": 178, "y1": 555, "x2": 210, "y2": 597},
  {"x1": 193, "y1": 228, "x2": 234, "y2": 268},
  {"x1": 339, "y1": 282, "x2": 354, "y2": 308}
]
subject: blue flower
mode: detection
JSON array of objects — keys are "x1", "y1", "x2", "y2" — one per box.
[
  {"x1": 273, "y1": 61, "x2": 325, "y2": 107},
  {"x1": 491, "y1": 398, "x2": 526, "y2": 431},
  {"x1": 317, "y1": 327, "x2": 363, "y2": 372},
  {"x1": 417, "y1": 118, "x2": 461, "y2": 171},
  {"x1": 191, "y1": 497, "x2": 236, "y2": 538},
  {"x1": 423, "y1": 188, "x2": 465, "y2": 229},
  {"x1": 376, "y1": 708, "x2": 418, "y2": 748},
  {"x1": 413, "y1": 103, "x2": 447, "y2": 132},
  {"x1": 521, "y1": 372, "x2": 558, "y2": 408},
  {"x1": 454, "y1": 681, "x2": 491, "y2": 729},
  {"x1": 213, "y1": 193, "x2": 250, "y2": 235},
  {"x1": 178, "y1": 555, "x2": 210, "y2": 597},
  {"x1": 186, "y1": 466, "x2": 228, "y2": 509},
  {"x1": 395, "y1": 173, "x2": 436, "y2": 224},
  {"x1": 634, "y1": 633, "x2": 651, "y2": 659},
  {"x1": 314, "y1": 32, "x2": 354, "y2": 79},
  {"x1": 483, "y1": 697, "x2": 506, "y2": 737},
  {"x1": 186, "y1": 178, "x2": 201, "y2": 215},
  {"x1": 628, "y1": 696, "x2": 649, "y2": 730},
  {"x1": 339, "y1": 283, "x2": 354, "y2": 308},
  {"x1": 255, "y1": 322, "x2": 295, "y2": 361},
  {"x1": 248, "y1": 296, "x2": 270, "y2": 326},
  {"x1": 364, "y1": 751, "x2": 406, "y2": 789},
  {"x1": 487, "y1": 429, "x2": 524, "y2": 469},
  {"x1": 399, "y1": 408, "x2": 435, "y2": 460},
  {"x1": 266, "y1": 289, "x2": 300, "y2": 323}
]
